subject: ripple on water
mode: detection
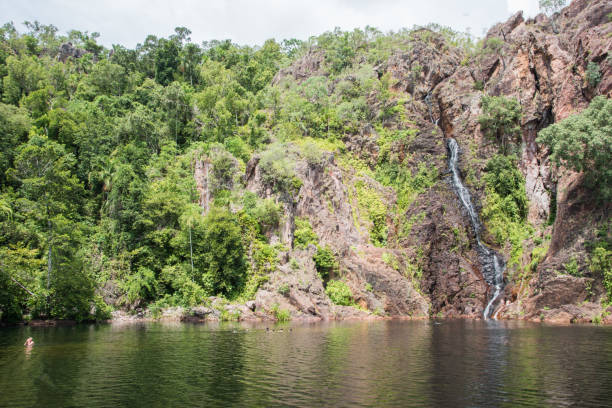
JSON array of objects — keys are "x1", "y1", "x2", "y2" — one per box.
[{"x1": 1, "y1": 320, "x2": 612, "y2": 407}]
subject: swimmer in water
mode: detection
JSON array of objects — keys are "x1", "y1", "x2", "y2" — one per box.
[{"x1": 24, "y1": 337, "x2": 34, "y2": 347}]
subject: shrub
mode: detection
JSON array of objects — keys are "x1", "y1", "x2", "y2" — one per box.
[
  {"x1": 481, "y1": 155, "x2": 531, "y2": 267},
  {"x1": 483, "y1": 155, "x2": 528, "y2": 222},
  {"x1": 585, "y1": 62, "x2": 601, "y2": 88},
  {"x1": 277, "y1": 283, "x2": 290, "y2": 296},
  {"x1": 271, "y1": 303, "x2": 291, "y2": 322},
  {"x1": 564, "y1": 257, "x2": 580, "y2": 277},
  {"x1": 325, "y1": 280, "x2": 354, "y2": 306},
  {"x1": 198, "y1": 208, "x2": 247, "y2": 297},
  {"x1": 590, "y1": 247, "x2": 612, "y2": 299},
  {"x1": 478, "y1": 95, "x2": 522, "y2": 155},
  {"x1": 537, "y1": 96, "x2": 612, "y2": 201},
  {"x1": 354, "y1": 180, "x2": 387, "y2": 247},
  {"x1": 259, "y1": 143, "x2": 301, "y2": 194},
  {"x1": 250, "y1": 198, "x2": 282, "y2": 234},
  {"x1": 300, "y1": 140, "x2": 327, "y2": 167},
  {"x1": 293, "y1": 217, "x2": 318, "y2": 249},
  {"x1": 220, "y1": 308, "x2": 241, "y2": 321},
  {"x1": 313, "y1": 245, "x2": 337, "y2": 279}
]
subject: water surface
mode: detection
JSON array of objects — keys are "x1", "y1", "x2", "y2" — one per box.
[{"x1": 1, "y1": 319, "x2": 611, "y2": 407}]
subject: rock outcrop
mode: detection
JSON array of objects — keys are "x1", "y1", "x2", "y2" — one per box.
[
  {"x1": 197, "y1": 0, "x2": 611, "y2": 324},
  {"x1": 57, "y1": 42, "x2": 88, "y2": 62}
]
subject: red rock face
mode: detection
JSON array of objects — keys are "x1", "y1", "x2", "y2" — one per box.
[
  {"x1": 430, "y1": 0, "x2": 611, "y2": 322},
  {"x1": 235, "y1": 0, "x2": 611, "y2": 323}
]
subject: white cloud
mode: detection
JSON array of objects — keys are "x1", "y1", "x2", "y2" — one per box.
[
  {"x1": 507, "y1": 0, "x2": 541, "y2": 17},
  {"x1": 0, "y1": 0, "x2": 523, "y2": 47}
]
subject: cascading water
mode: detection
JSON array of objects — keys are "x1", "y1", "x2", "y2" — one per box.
[{"x1": 447, "y1": 138, "x2": 505, "y2": 319}]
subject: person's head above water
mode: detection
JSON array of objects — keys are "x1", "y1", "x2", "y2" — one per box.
[{"x1": 24, "y1": 337, "x2": 34, "y2": 347}]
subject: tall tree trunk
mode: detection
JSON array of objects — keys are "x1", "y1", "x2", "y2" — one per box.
[
  {"x1": 189, "y1": 225, "x2": 194, "y2": 274},
  {"x1": 46, "y1": 219, "x2": 52, "y2": 291}
]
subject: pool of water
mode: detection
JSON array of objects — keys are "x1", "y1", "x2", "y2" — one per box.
[{"x1": 1, "y1": 319, "x2": 612, "y2": 407}]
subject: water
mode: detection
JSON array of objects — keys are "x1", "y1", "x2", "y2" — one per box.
[
  {"x1": 1, "y1": 320, "x2": 612, "y2": 407},
  {"x1": 447, "y1": 138, "x2": 505, "y2": 318}
]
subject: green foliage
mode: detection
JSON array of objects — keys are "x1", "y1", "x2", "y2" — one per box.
[
  {"x1": 478, "y1": 95, "x2": 522, "y2": 155},
  {"x1": 293, "y1": 217, "x2": 318, "y2": 249},
  {"x1": 590, "y1": 247, "x2": 611, "y2": 299},
  {"x1": 354, "y1": 180, "x2": 387, "y2": 247},
  {"x1": 198, "y1": 208, "x2": 247, "y2": 297},
  {"x1": 277, "y1": 283, "x2": 290, "y2": 296},
  {"x1": 313, "y1": 245, "x2": 337, "y2": 279},
  {"x1": 270, "y1": 303, "x2": 291, "y2": 322},
  {"x1": 259, "y1": 143, "x2": 302, "y2": 194},
  {"x1": 382, "y1": 252, "x2": 400, "y2": 271},
  {"x1": 564, "y1": 257, "x2": 580, "y2": 277},
  {"x1": 483, "y1": 155, "x2": 528, "y2": 222},
  {"x1": 585, "y1": 62, "x2": 601, "y2": 88},
  {"x1": 539, "y1": 0, "x2": 566, "y2": 15},
  {"x1": 325, "y1": 280, "x2": 355, "y2": 306},
  {"x1": 481, "y1": 154, "x2": 531, "y2": 268},
  {"x1": 220, "y1": 308, "x2": 241, "y2": 322},
  {"x1": 537, "y1": 96, "x2": 612, "y2": 201}
]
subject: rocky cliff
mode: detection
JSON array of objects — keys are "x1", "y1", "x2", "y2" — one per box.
[{"x1": 198, "y1": 0, "x2": 611, "y2": 324}]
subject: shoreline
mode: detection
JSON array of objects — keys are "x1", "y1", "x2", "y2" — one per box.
[{"x1": 3, "y1": 309, "x2": 611, "y2": 328}]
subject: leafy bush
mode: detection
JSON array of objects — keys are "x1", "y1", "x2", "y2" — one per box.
[
  {"x1": 537, "y1": 96, "x2": 612, "y2": 201},
  {"x1": 483, "y1": 155, "x2": 528, "y2": 222},
  {"x1": 198, "y1": 208, "x2": 247, "y2": 297},
  {"x1": 325, "y1": 280, "x2": 355, "y2": 306},
  {"x1": 585, "y1": 62, "x2": 601, "y2": 88},
  {"x1": 481, "y1": 155, "x2": 531, "y2": 267},
  {"x1": 271, "y1": 303, "x2": 291, "y2": 322},
  {"x1": 354, "y1": 180, "x2": 387, "y2": 247},
  {"x1": 313, "y1": 245, "x2": 337, "y2": 279},
  {"x1": 478, "y1": 95, "x2": 522, "y2": 154},
  {"x1": 259, "y1": 143, "x2": 302, "y2": 194},
  {"x1": 293, "y1": 217, "x2": 318, "y2": 249},
  {"x1": 590, "y1": 247, "x2": 611, "y2": 299},
  {"x1": 277, "y1": 283, "x2": 290, "y2": 296},
  {"x1": 564, "y1": 257, "x2": 580, "y2": 277}
]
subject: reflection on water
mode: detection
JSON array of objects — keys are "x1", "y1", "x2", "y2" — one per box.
[{"x1": 1, "y1": 320, "x2": 611, "y2": 407}]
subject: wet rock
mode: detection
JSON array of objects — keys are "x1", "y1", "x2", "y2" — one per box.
[
  {"x1": 191, "y1": 306, "x2": 213, "y2": 318},
  {"x1": 245, "y1": 301, "x2": 257, "y2": 312}
]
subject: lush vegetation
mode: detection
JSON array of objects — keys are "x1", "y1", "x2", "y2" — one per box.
[
  {"x1": 0, "y1": 19, "x2": 475, "y2": 322},
  {"x1": 537, "y1": 96, "x2": 612, "y2": 201},
  {"x1": 478, "y1": 95, "x2": 522, "y2": 155},
  {"x1": 325, "y1": 280, "x2": 355, "y2": 306},
  {"x1": 479, "y1": 102, "x2": 531, "y2": 270},
  {"x1": 1, "y1": 12, "x2": 604, "y2": 323}
]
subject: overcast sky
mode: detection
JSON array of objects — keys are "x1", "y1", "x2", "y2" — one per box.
[{"x1": 0, "y1": 0, "x2": 542, "y2": 48}]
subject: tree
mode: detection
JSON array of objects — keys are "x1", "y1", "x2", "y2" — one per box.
[
  {"x1": 539, "y1": 0, "x2": 567, "y2": 32},
  {"x1": 180, "y1": 43, "x2": 202, "y2": 85},
  {"x1": 0, "y1": 103, "x2": 30, "y2": 185},
  {"x1": 483, "y1": 154, "x2": 528, "y2": 222},
  {"x1": 539, "y1": 0, "x2": 566, "y2": 15},
  {"x1": 537, "y1": 96, "x2": 612, "y2": 201},
  {"x1": 11, "y1": 134, "x2": 92, "y2": 317},
  {"x1": 154, "y1": 38, "x2": 180, "y2": 86},
  {"x1": 2, "y1": 55, "x2": 47, "y2": 104},
  {"x1": 198, "y1": 208, "x2": 247, "y2": 297},
  {"x1": 478, "y1": 95, "x2": 522, "y2": 155}
]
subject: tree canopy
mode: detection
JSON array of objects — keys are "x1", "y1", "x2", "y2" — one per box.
[{"x1": 537, "y1": 96, "x2": 612, "y2": 201}]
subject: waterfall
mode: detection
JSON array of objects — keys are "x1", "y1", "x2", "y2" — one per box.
[{"x1": 447, "y1": 138, "x2": 505, "y2": 319}]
